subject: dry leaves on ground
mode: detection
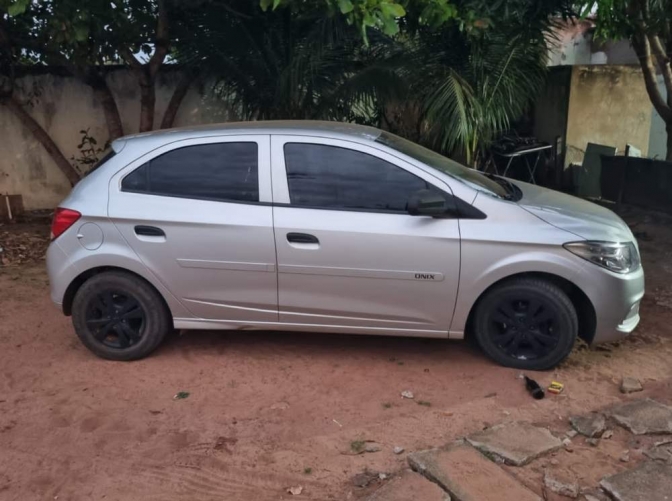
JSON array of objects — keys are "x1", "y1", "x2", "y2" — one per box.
[{"x1": 0, "y1": 223, "x2": 51, "y2": 267}]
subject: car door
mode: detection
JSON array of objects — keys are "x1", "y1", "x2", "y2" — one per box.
[
  {"x1": 108, "y1": 135, "x2": 278, "y2": 323},
  {"x1": 270, "y1": 135, "x2": 461, "y2": 334}
]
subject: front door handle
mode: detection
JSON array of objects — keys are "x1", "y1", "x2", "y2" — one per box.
[
  {"x1": 135, "y1": 225, "x2": 165, "y2": 237},
  {"x1": 287, "y1": 233, "x2": 319, "y2": 244}
]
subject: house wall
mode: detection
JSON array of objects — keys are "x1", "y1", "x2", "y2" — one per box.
[
  {"x1": 547, "y1": 19, "x2": 638, "y2": 67},
  {"x1": 0, "y1": 69, "x2": 234, "y2": 209},
  {"x1": 564, "y1": 65, "x2": 651, "y2": 167}
]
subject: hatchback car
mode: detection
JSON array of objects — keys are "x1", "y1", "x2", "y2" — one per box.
[{"x1": 46, "y1": 121, "x2": 644, "y2": 370}]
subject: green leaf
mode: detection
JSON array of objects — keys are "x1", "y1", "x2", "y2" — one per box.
[
  {"x1": 272, "y1": 0, "x2": 281, "y2": 10},
  {"x1": 380, "y1": 2, "x2": 405, "y2": 18},
  {"x1": 74, "y1": 25, "x2": 89, "y2": 42},
  {"x1": 259, "y1": 0, "x2": 273, "y2": 12},
  {"x1": 381, "y1": 14, "x2": 399, "y2": 35},
  {"x1": 7, "y1": 0, "x2": 29, "y2": 16},
  {"x1": 337, "y1": 0, "x2": 354, "y2": 14}
]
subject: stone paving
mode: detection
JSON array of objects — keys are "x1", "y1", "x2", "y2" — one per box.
[
  {"x1": 407, "y1": 442, "x2": 541, "y2": 501},
  {"x1": 363, "y1": 398, "x2": 672, "y2": 501},
  {"x1": 465, "y1": 421, "x2": 562, "y2": 466},
  {"x1": 569, "y1": 412, "x2": 607, "y2": 438},
  {"x1": 365, "y1": 469, "x2": 450, "y2": 501},
  {"x1": 600, "y1": 461, "x2": 672, "y2": 501},
  {"x1": 608, "y1": 398, "x2": 672, "y2": 435}
]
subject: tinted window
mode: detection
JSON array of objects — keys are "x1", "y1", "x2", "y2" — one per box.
[
  {"x1": 284, "y1": 143, "x2": 444, "y2": 212},
  {"x1": 122, "y1": 142, "x2": 258, "y2": 202}
]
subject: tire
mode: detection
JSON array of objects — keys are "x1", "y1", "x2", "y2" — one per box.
[
  {"x1": 72, "y1": 271, "x2": 171, "y2": 361},
  {"x1": 473, "y1": 278, "x2": 578, "y2": 370}
]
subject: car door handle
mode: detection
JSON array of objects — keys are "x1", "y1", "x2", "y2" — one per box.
[
  {"x1": 135, "y1": 225, "x2": 165, "y2": 237},
  {"x1": 287, "y1": 233, "x2": 319, "y2": 244}
]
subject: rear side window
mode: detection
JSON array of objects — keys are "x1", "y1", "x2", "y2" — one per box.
[
  {"x1": 122, "y1": 142, "x2": 258, "y2": 202},
  {"x1": 283, "y1": 143, "x2": 442, "y2": 212}
]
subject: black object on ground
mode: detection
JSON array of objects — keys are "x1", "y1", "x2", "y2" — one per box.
[{"x1": 524, "y1": 376, "x2": 545, "y2": 400}]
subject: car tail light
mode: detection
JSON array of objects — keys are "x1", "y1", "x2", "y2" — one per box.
[{"x1": 51, "y1": 208, "x2": 81, "y2": 240}]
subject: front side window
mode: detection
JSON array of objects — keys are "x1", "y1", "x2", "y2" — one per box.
[
  {"x1": 375, "y1": 131, "x2": 508, "y2": 199},
  {"x1": 122, "y1": 142, "x2": 259, "y2": 203},
  {"x1": 284, "y1": 143, "x2": 446, "y2": 212}
]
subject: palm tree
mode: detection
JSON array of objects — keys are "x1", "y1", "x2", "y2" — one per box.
[
  {"x1": 175, "y1": 1, "x2": 404, "y2": 124},
  {"x1": 408, "y1": 27, "x2": 549, "y2": 165},
  {"x1": 175, "y1": 1, "x2": 557, "y2": 164}
]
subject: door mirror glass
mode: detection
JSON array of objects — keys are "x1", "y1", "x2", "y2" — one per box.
[{"x1": 407, "y1": 189, "x2": 452, "y2": 217}]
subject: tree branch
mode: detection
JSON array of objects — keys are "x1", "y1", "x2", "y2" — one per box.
[
  {"x1": 632, "y1": 33, "x2": 672, "y2": 123},
  {"x1": 149, "y1": 0, "x2": 170, "y2": 78},
  {"x1": 119, "y1": 45, "x2": 144, "y2": 73},
  {"x1": 0, "y1": 15, "x2": 10, "y2": 51},
  {"x1": 160, "y1": 70, "x2": 197, "y2": 129},
  {"x1": 649, "y1": 33, "x2": 672, "y2": 105}
]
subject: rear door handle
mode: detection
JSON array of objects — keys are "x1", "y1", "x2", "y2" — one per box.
[
  {"x1": 135, "y1": 225, "x2": 165, "y2": 237},
  {"x1": 287, "y1": 233, "x2": 319, "y2": 244}
]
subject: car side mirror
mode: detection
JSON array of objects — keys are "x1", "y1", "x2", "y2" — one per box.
[{"x1": 407, "y1": 189, "x2": 454, "y2": 217}]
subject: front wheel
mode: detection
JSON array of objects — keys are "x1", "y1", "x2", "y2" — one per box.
[
  {"x1": 72, "y1": 271, "x2": 171, "y2": 361},
  {"x1": 473, "y1": 278, "x2": 578, "y2": 370}
]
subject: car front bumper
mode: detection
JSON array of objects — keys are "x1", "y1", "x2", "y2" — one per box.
[{"x1": 582, "y1": 263, "x2": 645, "y2": 344}]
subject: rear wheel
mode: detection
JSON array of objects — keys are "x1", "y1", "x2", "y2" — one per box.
[
  {"x1": 473, "y1": 278, "x2": 578, "y2": 370},
  {"x1": 72, "y1": 271, "x2": 171, "y2": 360}
]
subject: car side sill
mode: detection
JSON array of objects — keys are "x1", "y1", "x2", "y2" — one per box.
[{"x1": 173, "y1": 318, "x2": 451, "y2": 339}]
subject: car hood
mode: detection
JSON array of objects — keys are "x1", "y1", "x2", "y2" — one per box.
[{"x1": 514, "y1": 181, "x2": 634, "y2": 242}]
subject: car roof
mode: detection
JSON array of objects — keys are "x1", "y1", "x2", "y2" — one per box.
[{"x1": 112, "y1": 120, "x2": 383, "y2": 152}]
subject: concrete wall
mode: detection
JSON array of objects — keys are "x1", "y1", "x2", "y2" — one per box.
[
  {"x1": 0, "y1": 69, "x2": 234, "y2": 209},
  {"x1": 547, "y1": 20, "x2": 638, "y2": 67},
  {"x1": 564, "y1": 65, "x2": 652, "y2": 167}
]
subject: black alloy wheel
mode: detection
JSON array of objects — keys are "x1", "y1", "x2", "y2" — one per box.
[
  {"x1": 85, "y1": 290, "x2": 146, "y2": 349},
  {"x1": 487, "y1": 294, "x2": 560, "y2": 361},
  {"x1": 72, "y1": 271, "x2": 171, "y2": 361},
  {"x1": 473, "y1": 278, "x2": 578, "y2": 370}
]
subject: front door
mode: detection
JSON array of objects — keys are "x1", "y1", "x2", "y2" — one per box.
[
  {"x1": 108, "y1": 135, "x2": 278, "y2": 323},
  {"x1": 270, "y1": 135, "x2": 461, "y2": 334}
]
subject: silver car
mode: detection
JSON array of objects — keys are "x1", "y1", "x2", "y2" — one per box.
[{"x1": 46, "y1": 121, "x2": 644, "y2": 370}]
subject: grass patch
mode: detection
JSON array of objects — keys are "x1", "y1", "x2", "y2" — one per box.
[
  {"x1": 417, "y1": 400, "x2": 432, "y2": 407},
  {"x1": 303, "y1": 467, "x2": 312, "y2": 475},
  {"x1": 350, "y1": 440, "x2": 366, "y2": 453},
  {"x1": 382, "y1": 402, "x2": 392, "y2": 409}
]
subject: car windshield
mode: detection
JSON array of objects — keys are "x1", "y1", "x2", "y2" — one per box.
[{"x1": 375, "y1": 131, "x2": 509, "y2": 199}]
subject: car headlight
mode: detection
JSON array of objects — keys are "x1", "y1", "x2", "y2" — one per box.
[{"x1": 563, "y1": 241, "x2": 641, "y2": 274}]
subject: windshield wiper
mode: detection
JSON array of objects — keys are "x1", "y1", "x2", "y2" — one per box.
[{"x1": 484, "y1": 173, "x2": 520, "y2": 201}]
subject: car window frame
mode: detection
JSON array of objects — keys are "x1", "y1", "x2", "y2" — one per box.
[
  {"x1": 270, "y1": 135, "x2": 456, "y2": 216},
  {"x1": 114, "y1": 134, "x2": 273, "y2": 206}
]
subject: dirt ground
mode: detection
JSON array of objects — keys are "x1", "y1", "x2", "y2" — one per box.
[{"x1": 1, "y1": 207, "x2": 671, "y2": 501}]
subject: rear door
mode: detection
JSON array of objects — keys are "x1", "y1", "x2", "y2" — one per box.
[
  {"x1": 270, "y1": 135, "x2": 461, "y2": 334},
  {"x1": 108, "y1": 135, "x2": 278, "y2": 323}
]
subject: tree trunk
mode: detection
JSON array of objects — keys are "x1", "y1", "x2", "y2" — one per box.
[
  {"x1": 91, "y1": 81, "x2": 124, "y2": 141},
  {"x1": 160, "y1": 73, "x2": 196, "y2": 129},
  {"x1": 2, "y1": 95, "x2": 80, "y2": 186},
  {"x1": 666, "y1": 122, "x2": 672, "y2": 162},
  {"x1": 139, "y1": 81, "x2": 156, "y2": 132}
]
